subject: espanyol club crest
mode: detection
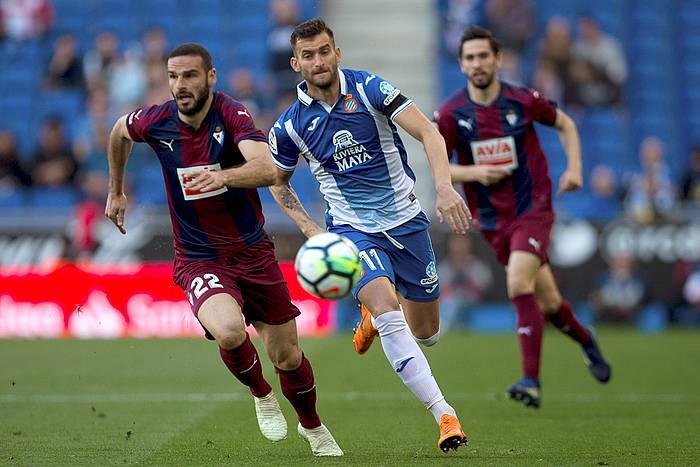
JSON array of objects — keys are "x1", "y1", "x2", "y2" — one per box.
[
  {"x1": 506, "y1": 109, "x2": 518, "y2": 126},
  {"x1": 344, "y1": 94, "x2": 358, "y2": 113}
]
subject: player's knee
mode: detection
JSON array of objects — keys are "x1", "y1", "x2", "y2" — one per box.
[
  {"x1": 507, "y1": 277, "x2": 534, "y2": 298},
  {"x1": 363, "y1": 298, "x2": 401, "y2": 316},
  {"x1": 214, "y1": 327, "x2": 247, "y2": 350},
  {"x1": 413, "y1": 327, "x2": 440, "y2": 347},
  {"x1": 269, "y1": 343, "x2": 302, "y2": 371}
]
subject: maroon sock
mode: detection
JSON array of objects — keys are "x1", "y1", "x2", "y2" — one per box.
[
  {"x1": 546, "y1": 300, "x2": 591, "y2": 345},
  {"x1": 511, "y1": 294, "x2": 544, "y2": 381},
  {"x1": 219, "y1": 334, "x2": 272, "y2": 398},
  {"x1": 276, "y1": 354, "x2": 321, "y2": 429}
]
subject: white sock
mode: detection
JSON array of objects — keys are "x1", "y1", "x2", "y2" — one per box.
[{"x1": 372, "y1": 309, "x2": 456, "y2": 423}]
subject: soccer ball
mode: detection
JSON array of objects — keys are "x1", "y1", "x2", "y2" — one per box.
[{"x1": 294, "y1": 232, "x2": 362, "y2": 299}]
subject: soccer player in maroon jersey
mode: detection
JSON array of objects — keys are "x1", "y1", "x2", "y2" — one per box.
[
  {"x1": 434, "y1": 27, "x2": 611, "y2": 408},
  {"x1": 104, "y1": 43, "x2": 342, "y2": 456}
]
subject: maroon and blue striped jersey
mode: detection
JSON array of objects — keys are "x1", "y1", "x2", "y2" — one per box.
[
  {"x1": 435, "y1": 82, "x2": 558, "y2": 231},
  {"x1": 126, "y1": 91, "x2": 268, "y2": 260}
]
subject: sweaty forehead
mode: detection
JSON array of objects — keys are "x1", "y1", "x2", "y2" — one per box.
[{"x1": 167, "y1": 55, "x2": 204, "y2": 72}]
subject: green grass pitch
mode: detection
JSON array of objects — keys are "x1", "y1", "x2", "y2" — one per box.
[{"x1": 1, "y1": 329, "x2": 699, "y2": 466}]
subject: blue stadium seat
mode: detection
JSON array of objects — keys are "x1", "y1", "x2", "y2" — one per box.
[
  {"x1": 28, "y1": 186, "x2": 80, "y2": 207},
  {"x1": 0, "y1": 189, "x2": 27, "y2": 208}
]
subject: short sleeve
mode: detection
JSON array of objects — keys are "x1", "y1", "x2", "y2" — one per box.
[
  {"x1": 361, "y1": 72, "x2": 413, "y2": 120},
  {"x1": 528, "y1": 89, "x2": 558, "y2": 126},
  {"x1": 125, "y1": 105, "x2": 159, "y2": 142},
  {"x1": 433, "y1": 107, "x2": 460, "y2": 160},
  {"x1": 268, "y1": 120, "x2": 301, "y2": 171},
  {"x1": 222, "y1": 101, "x2": 266, "y2": 144}
]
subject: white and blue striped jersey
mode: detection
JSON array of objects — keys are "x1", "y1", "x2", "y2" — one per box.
[{"x1": 269, "y1": 68, "x2": 422, "y2": 233}]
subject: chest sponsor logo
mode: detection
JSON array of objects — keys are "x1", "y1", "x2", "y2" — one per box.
[
  {"x1": 331, "y1": 130, "x2": 372, "y2": 172},
  {"x1": 176, "y1": 163, "x2": 228, "y2": 201},
  {"x1": 343, "y1": 95, "x2": 358, "y2": 113},
  {"x1": 213, "y1": 126, "x2": 224, "y2": 146},
  {"x1": 470, "y1": 136, "x2": 518, "y2": 169}
]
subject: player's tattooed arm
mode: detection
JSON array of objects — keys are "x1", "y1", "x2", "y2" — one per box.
[
  {"x1": 269, "y1": 168, "x2": 324, "y2": 238},
  {"x1": 105, "y1": 114, "x2": 134, "y2": 235}
]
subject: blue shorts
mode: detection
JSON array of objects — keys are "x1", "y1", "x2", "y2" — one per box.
[{"x1": 329, "y1": 213, "x2": 440, "y2": 302}]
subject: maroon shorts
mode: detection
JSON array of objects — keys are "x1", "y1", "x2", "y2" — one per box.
[
  {"x1": 482, "y1": 211, "x2": 554, "y2": 266},
  {"x1": 172, "y1": 238, "x2": 301, "y2": 327}
]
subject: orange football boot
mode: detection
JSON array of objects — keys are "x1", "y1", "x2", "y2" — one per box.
[
  {"x1": 352, "y1": 304, "x2": 379, "y2": 355},
  {"x1": 438, "y1": 414, "x2": 468, "y2": 453}
]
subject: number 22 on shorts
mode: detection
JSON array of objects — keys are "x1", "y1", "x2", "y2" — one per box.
[{"x1": 189, "y1": 273, "x2": 224, "y2": 303}]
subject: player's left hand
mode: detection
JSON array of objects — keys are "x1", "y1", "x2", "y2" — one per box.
[
  {"x1": 186, "y1": 169, "x2": 227, "y2": 192},
  {"x1": 435, "y1": 184, "x2": 471, "y2": 234},
  {"x1": 557, "y1": 169, "x2": 583, "y2": 196}
]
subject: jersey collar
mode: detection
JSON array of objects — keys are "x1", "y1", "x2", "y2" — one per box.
[{"x1": 296, "y1": 69, "x2": 348, "y2": 107}]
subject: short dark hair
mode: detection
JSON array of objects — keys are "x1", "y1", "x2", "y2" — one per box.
[
  {"x1": 459, "y1": 26, "x2": 501, "y2": 58},
  {"x1": 290, "y1": 18, "x2": 335, "y2": 51},
  {"x1": 168, "y1": 43, "x2": 213, "y2": 71}
]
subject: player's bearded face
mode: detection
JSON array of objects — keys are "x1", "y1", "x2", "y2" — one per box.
[
  {"x1": 174, "y1": 78, "x2": 210, "y2": 115},
  {"x1": 168, "y1": 56, "x2": 214, "y2": 116},
  {"x1": 460, "y1": 40, "x2": 499, "y2": 90},
  {"x1": 294, "y1": 34, "x2": 340, "y2": 90}
]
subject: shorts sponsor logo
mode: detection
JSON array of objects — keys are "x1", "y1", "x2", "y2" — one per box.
[
  {"x1": 528, "y1": 237, "x2": 541, "y2": 251},
  {"x1": 470, "y1": 136, "x2": 518, "y2": 169}
]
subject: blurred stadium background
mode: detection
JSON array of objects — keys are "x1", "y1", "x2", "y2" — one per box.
[{"x1": 1, "y1": 0, "x2": 699, "y2": 337}]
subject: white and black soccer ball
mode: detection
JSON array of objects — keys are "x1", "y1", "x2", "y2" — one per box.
[{"x1": 294, "y1": 232, "x2": 362, "y2": 300}]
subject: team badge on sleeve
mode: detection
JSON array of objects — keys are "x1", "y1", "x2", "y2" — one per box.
[{"x1": 268, "y1": 127, "x2": 278, "y2": 155}]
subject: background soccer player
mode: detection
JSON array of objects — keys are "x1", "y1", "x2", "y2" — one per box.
[
  {"x1": 104, "y1": 43, "x2": 342, "y2": 456},
  {"x1": 434, "y1": 26, "x2": 611, "y2": 408},
  {"x1": 268, "y1": 18, "x2": 470, "y2": 452}
]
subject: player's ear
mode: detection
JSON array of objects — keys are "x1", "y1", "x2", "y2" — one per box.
[
  {"x1": 290, "y1": 56, "x2": 301, "y2": 73},
  {"x1": 209, "y1": 67, "x2": 217, "y2": 86}
]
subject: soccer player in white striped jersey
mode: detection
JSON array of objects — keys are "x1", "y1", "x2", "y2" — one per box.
[{"x1": 268, "y1": 18, "x2": 471, "y2": 453}]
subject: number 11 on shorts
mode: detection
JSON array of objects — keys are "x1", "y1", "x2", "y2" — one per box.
[{"x1": 359, "y1": 249, "x2": 384, "y2": 271}]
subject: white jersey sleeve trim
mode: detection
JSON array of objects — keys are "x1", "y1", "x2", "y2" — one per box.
[{"x1": 390, "y1": 99, "x2": 414, "y2": 121}]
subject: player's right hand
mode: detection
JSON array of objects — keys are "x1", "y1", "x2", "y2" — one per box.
[
  {"x1": 477, "y1": 166, "x2": 511, "y2": 185},
  {"x1": 105, "y1": 192, "x2": 128, "y2": 234}
]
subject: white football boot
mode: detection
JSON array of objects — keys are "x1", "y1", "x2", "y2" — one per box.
[
  {"x1": 297, "y1": 423, "x2": 344, "y2": 456},
  {"x1": 253, "y1": 392, "x2": 287, "y2": 442}
]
